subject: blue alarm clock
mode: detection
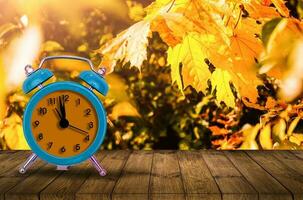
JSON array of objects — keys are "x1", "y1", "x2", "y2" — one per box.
[{"x1": 19, "y1": 55, "x2": 108, "y2": 176}]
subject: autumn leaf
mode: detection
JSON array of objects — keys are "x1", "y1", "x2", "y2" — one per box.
[
  {"x1": 41, "y1": 40, "x2": 64, "y2": 52},
  {"x1": 0, "y1": 113, "x2": 30, "y2": 150},
  {"x1": 240, "y1": 124, "x2": 260, "y2": 150},
  {"x1": 259, "y1": 18, "x2": 303, "y2": 101},
  {"x1": 110, "y1": 101, "x2": 140, "y2": 120},
  {"x1": 245, "y1": 0, "x2": 281, "y2": 19},
  {"x1": 211, "y1": 69, "x2": 235, "y2": 108},
  {"x1": 98, "y1": 0, "x2": 295, "y2": 108},
  {"x1": 98, "y1": 20, "x2": 151, "y2": 73},
  {"x1": 209, "y1": 125, "x2": 229, "y2": 136},
  {"x1": 259, "y1": 124, "x2": 273, "y2": 149},
  {"x1": 167, "y1": 33, "x2": 212, "y2": 93},
  {"x1": 271, "y1": 0, "x2": 290, "y2": 17}
]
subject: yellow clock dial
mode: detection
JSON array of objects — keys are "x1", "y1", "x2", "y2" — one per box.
[{"x1": 31, "y1": 90, "x2": 98, "y2": 158}]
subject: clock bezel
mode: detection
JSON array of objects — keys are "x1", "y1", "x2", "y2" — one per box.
[{"x1": 23, "y1": 81, "x2": 107, "y2": 165}]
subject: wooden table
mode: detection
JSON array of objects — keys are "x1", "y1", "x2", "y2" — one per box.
[{"x1": 1, "y1": 150, "x2": 303, "y2": 200}]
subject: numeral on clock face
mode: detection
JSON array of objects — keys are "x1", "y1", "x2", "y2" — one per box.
[
  {"x1": 37, "y1": 133, "x2": 43, "y2": 141},
  {"x1": 38, "y1": 107, "x2": 47, "y2": 115},
  {"x1": 84, "y1": 135, "x2": 90, "y2": 142},
  {"x1": 33, "y1": 120, "x2": 40, "y2": 128},
  {"x1": 48, "y1": 98, "x2": 56, "y2": 105},
  {"x1": 47, "y1": 142, "x2": 53, "y2": 150},
  {"x1": 32, "y1": 90, "x2": 98, "y2": 158},
  {"x1": 84, "y1": 108, "x2": 91, "y2": 116},
  {"x1": 76, "y1": 98, "x2": 80, "y2": 106},
  {"x1": 60, "y1": 146, "x2": 66, "y2": 153},
  {"x1": 75, "y1": 144, "x2": 80, "y2": 151}
]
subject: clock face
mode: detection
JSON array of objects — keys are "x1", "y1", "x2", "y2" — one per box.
[{"x1": 31, "y1": 90, "x2": 98, "y2": 158}]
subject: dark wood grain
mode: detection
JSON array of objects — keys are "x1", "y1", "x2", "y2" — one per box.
[
  {"x1": 274, "y1": 151, "x2": 303, "y2": 176},
  {"x1": 5, "y1": 164, "x2": 63, "y2": 200},
  {"x1": 4, "y1": 153, "x2": 46, "y2": 177},
  {"x1": 112, "y1": 151, "x2": 153, "y2": 200},
  {"x1": 177, "y1": 151, "x2": 220, "y2": 200},
  {"x1": 225, "y1": 151, "x2": 292, "y2": 200},
  {"x1": 247, "y1": 151, "x2": 303, "y2": 200},
  {"x1": 76, "y1": 150, "x2": 130, "y2": 200},
  {"x1": 291, "y1": 150, "x2": 303, "y2": 160},
  {"x1": 0, "y1": 151, "x2": 31, "y2": 176},
  {"x1": 0, "y1": 178, "x2": 21, "y2": 200},
  {"x1": 150, "y1": 151, "x2": 184, "y2": 200},
  {"x1": 1, "y1": 150, "x2": 303, "y2": 200},
  {"x1": 40, "y1": 152, "x2": 107, "y2": 200},
  {"x1": 202, "y1": 151, "x2": 257, "y2": 200}
]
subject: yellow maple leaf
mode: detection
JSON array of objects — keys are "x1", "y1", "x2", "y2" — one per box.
[
  {"x1": 148, "y1": 0, "x2": 230, "y2": 46},
  {"x1": 98, "y1": 0, "x2": 291, "y2": 108},
  {"x1": 244, "y1": 0, "x2": 280, "y2": 19},
  {"x1": 211, "y1": 69, "x2": 235, "y2": 108},
  {"x1": 98, "y1": 20, "x2": 151, "y2": 73},
  {"x1": 271, "y1": 0, "x2": 290, "y2": 17},
  {"x1": 167, "y1": 33, "x2": 212, "y2": 93}
]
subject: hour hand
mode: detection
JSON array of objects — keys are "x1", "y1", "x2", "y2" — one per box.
[{"x1": 54, "y1": 108, "x2": 62, "y2": 119}]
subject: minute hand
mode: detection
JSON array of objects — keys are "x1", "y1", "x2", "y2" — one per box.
[{"x1": 59, "y1": 96, "x2": 66, "y2": 119}]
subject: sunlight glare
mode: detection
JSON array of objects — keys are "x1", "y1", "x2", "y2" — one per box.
[{"x1": 4, "y1": 26, "x2": 42, "y2": 87}]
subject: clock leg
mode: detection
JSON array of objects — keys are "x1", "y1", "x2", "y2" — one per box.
[
  {"x1": 89, "y1": 155, "x2": 107, "y2": 176},
  {"x1": 19, "y1": 153, "x2": 38, "y2": 174}
]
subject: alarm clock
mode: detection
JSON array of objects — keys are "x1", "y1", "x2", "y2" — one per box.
[{"x1": 19, "y1": 55, "x2": 108, "y2": 176}]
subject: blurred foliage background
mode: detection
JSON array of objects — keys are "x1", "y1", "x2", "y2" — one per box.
[{"x1": 1, "y1": 0, "x2": 303, "y2": 150}]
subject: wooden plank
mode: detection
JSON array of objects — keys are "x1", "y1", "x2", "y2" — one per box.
[
  {"x1": 291, "y1": 150, "x2": 303, "y2": 160},
  {"x1": 76, "y1": 150, "x2": 131, "y2": 200},
  {"x1": 275, "y1": 151, "x2": 303, "y2": 176},
  {"x1": 40, "y1": 152, "x2": 107, "y2": 200},
  {"x1": 112, "y1": 151, "x2": 153, "y2": 200},
  {"x1": 0, "y1": 151, "x2": 47, "y2": 199},
  {"x1": 202, "y1": 151, "x2": 257, "y2": 200},
  {"x1": 247, "y1": 151, "x2": 303, "y2": 200},
  {"x1": 150, "y1": 151, "x2": 185, "y2": 200},
  {"x1": 185, "y1": 194, "x2": 222, "y2": 200},
  {"x1": 0, "y1": 151, "x2": 31, "y2": 176},
  {"x1": 177, "y1": 151, "x2": 220, "y2": 200},
  {"x1": 225, "y1": 151, "x2": 292, "y2": 200},
  {"x1": 113, "y1": 194, "x2": 148, "y2": 200},
  {"x1": 0, "y1": 151, "x2": 18, "y2": 154},
  {"x1": 5, "y1": 163, "x2": 63, "y2": 200},
  {"x1": 3, "y1": 155, "x2": 46, "y2": 177},
  {"x1": 151, "y1": 194, "x2": 185, "y2": 200},
  {"x1": 0, "y1": 177, "x2": 22, "y2": 200}
]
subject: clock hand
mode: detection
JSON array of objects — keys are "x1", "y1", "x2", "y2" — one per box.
[
  {"x1": 54, "y1": 108, "x2": 62, "y2": 119},
  {"x1": 58, "y1": 95, "x2": 66, "y2": 119},
  {"x1": 55, "y1": 97, "x2": 69, "y2": 128},
  {"x1": 68, "y1": 124, "x2": 88, "y2": 135}
]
